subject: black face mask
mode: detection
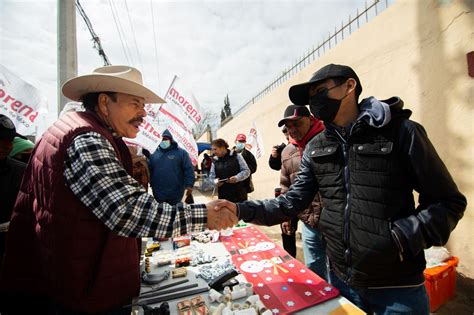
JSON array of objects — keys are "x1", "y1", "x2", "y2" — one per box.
[
  {"x1": 308, "y1": 82, "x2": 348, "y2": 123},
  {"x1": 308, "y1": 90, "x2": 342, "y2": 123}
]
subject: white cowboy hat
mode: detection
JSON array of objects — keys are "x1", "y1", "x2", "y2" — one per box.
[{"x1": 62, "y1": 65, "x2": 165, "y2": 103}]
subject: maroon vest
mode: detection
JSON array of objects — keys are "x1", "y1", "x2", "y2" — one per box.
[{"x1": 0, "y1": 111, "x2": 140, "y2": 312}]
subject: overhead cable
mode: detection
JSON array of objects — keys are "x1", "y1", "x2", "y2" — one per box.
[
  {"x1": 150, "y1": 0, "x2": 160, "y2": 87},
  {"x1": 124, "y1": 0, "x2": 144, "y2": 73},
  {"x1": 108, "y1": 0, "x2": 135, "y2": 65},
  {"x1": 75, "y1": 0, "x2": 111, "y2": 66}
]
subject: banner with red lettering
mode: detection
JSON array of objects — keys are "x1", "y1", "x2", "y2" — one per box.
[
  {"x1": 246, "y1": 121, "x2": 264, "y2": 159},
  {"x1": 163, "y1": 75, "x2": 203, "y2": 128},
  {"x1": 0, "y1": 64, "x2": 48, "y2": 135},
  {"x1": 125, "y1": 103, "x2": 199, "y2": 165},
  {"x1": 156, "y1": 105, "x2": 199, "y2": 165}
]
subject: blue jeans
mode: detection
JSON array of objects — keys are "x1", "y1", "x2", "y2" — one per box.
[
  {"x1": 301, "y1": 223, "x2": 327, "y2": 280},
  {"x1": 329, "y1": 271, "x2": 429, "y2": 315}
]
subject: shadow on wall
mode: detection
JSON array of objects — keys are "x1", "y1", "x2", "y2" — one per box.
[{"x1": 416, "y1": 0, "x2": 472, "y2": 192}]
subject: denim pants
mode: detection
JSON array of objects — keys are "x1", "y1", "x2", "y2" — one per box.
[
  {"x1": 329, "y1": 271, "x2": 429, "y2": 315},
  {"x1": 301, "y1": 223, "x2": 327, "y2": 280}
]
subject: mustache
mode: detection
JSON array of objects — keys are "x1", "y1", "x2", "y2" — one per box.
[{"x1": 128, "y1": 117, "x2": 144, "y2": 124}]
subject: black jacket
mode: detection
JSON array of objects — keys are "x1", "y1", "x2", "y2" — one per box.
[
  {"x1": 237, "y1": 97, "x2": 466, "y2": 288},
  {"x1": 214, "y1": 150, "x2": 247, "y2": 202},
  {"x1": 240, "y1": 148, "x2": 257, "y2": 193}
]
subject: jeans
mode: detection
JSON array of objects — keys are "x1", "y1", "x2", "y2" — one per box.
[
  {"x1": 329, "y1": 271, "x2": 429, "y2": 315},
  {"x1": 301, "y1": 223, "x2": 327, "y2": 280}
]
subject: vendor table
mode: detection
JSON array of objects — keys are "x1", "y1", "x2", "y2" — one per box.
[{"x1": 137, "y1": 226, "x2": 364, "y2": 315}]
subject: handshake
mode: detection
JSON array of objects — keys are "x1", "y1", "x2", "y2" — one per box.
[{"x1": 205, "y1": 199, "x2": 239, "y2": 231}]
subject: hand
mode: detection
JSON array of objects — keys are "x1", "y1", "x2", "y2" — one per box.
[
  {"x1": 185, "y1": 187, "x2": 193, "y2": 196},
  {"x1": 206, "y1": 199, "x2": 238, "y2": 230},
  {"x1": 271, "y1": 146, "x2": 279, "y2": 158},
  {"x1": 280, "y1": 221, "x2": 294, "y2": 235},
  {"x1": 227, "y1": 176, "x2": 237, "y2": 184}
]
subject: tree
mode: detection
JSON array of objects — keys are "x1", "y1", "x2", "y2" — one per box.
[{"x1": 224, "y1": 94, "x2": 232, "y2": 118}]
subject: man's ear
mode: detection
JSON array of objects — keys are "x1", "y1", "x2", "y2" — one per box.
[
  {"x1": 97, "y1": 93, "x2": 110, "y2": 116},
  {"x1": 346, "y1": 78, "x2": 357, "y2": 95}
]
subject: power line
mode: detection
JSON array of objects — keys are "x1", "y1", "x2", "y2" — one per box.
[
  {"x1": 75, "y1": 0, "x2": 111, "y2": 66},
  {"x1": 124, "y1": 0, "x2": 144, "y2": 72},
  {"x1": 107, "y1": 0, "x2": 131, "y2": 65},
  {"x1": 108, "y1": 0, "x2": 135, "y2": 66},
  {"x1": 150, "y1": 0, "x2": 160, "y2": 87}
]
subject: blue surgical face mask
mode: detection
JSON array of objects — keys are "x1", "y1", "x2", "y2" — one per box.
[
  {"x1": 235, "y1": 142, "x2": 245, "y2": 151},
  {"x1": 160, "y1": 140, "x2": 171, "y2": 149}
]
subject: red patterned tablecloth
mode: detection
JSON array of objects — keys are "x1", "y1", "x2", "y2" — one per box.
[{"x1": 220, "y1": 226, "x2": 339, "y2": 314}]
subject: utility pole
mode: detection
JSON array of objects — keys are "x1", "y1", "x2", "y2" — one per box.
[{"x1": 57, "y1": 0, "x2": 77, "y2": 113}]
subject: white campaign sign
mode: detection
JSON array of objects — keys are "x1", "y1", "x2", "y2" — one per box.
[
  {"x1": 246, "y1": 121, "x2": 265, "y2": 160},
  {"x1": 124, "y1": 114, "x2": 166, "y2": 154},
  {"x1": 126, "y1": 103, "x2": 199, "y2": 165},
  {"x1": 0, "y1": 64, "x2": 48, "y2": 135},
  {"x1": 157, "y1": 106, "x2": 198, "y2": 165},
  {"x1": 163, "y1": 75, "x2": 204, "y2": 128}
]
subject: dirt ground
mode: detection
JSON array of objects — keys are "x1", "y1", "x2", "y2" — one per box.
[{"x1": 195, "y1": 189, "x2": 474, "y2": 314}]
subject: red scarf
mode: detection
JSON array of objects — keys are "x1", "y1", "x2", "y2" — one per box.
[{"x1": 289, "y1": 116, "x2": 325, "y2": 157}]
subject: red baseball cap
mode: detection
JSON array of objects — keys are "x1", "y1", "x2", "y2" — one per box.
[{"x1": 235, "y1": 134, "x2": 246, "y2": 142}]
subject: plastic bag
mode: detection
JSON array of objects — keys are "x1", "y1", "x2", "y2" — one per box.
[{"x1": 424, "y1": 246, "x2": 451, "y2": 268}]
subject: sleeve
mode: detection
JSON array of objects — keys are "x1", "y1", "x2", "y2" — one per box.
[
  {"x1": 148, "y1": 152, "x2": 155, "y2": 184},
  {"x1": 268, "y1": 154, "x2": 282, "y2": 171},
  {"x1": 245, "y1": 150, "x2": 257, "y2": 174},
  {"x1": 279, "y1": 152, "x2": 291, "y2": 194},
  {"x1": 182, "y1": 150, "x2": 195, "y2": 188},
  {"x1": 391, "y1": 121, "x2": 467, "y2": 256},
  {"x1": 237, "y1": 150, "x2": 318, "y2": 225},
  {"x1": 234, "y1": 154, "x2": 251, "y2": 182},
  {"x1": 63, "y1": 132, "x2": 207, "y2": 238}
]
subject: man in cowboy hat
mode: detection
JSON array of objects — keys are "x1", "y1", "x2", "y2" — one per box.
[{"x1": 0, "y1": 65, "x2": 237, "y2": 314}]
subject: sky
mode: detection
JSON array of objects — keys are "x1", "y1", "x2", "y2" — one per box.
[{"x1": 0, "y1": 0, "x2": 381, "y2": 122}]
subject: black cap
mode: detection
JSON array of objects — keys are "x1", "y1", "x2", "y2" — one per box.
[
  {"x1": 289, "y1": 64, "x2": 362, "y2": 105},
  {"x1": 0, "y1": 114, "x2": 26, "y2": 140},
  {"x1": 277, "y1": 105, "x2": 310, "y2": 127}
]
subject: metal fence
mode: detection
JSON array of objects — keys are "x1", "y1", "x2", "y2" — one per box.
[{"x1": 232, "y1": 0, "x2": 392, "y2": 118}]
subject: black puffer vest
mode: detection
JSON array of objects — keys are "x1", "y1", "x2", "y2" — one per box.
[
  {"x1": 309, "y1": 102, "x2": 425, "y2": 287},
  {"x1": 214, "y1": 151, "x2": 247, "y2": 202}
]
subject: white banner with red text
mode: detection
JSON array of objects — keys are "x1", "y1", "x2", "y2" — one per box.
[
  {"x1": 163, "y1": 75, "x2": 204, "y2": 128},
  {"x1": 125, "y1": 103, "x2": 199, "y2": 165},
  {"x1": 246, "y1": 121, "x2": 265, "y2": 160},
  {"x1": 0, "y1": 64, "x2": 48, "y2": 136}
]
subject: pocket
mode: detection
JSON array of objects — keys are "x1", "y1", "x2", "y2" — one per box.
[
  {"x1": 351, "y1": 219, "x2": 399, "y2": 267},
  {"x1": 353, "y1": 141, "x2": 393, "y2": 173},
  {"x1": 310, "y1": 144, "x2": 340, "y2": 174}
]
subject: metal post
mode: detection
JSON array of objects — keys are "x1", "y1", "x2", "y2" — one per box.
[
  {"x1": 357, "y1": 9, "x2": 360, "y2": 28},
  {"x1": 365, "y1": 1, "x2": 369, "y2": 22},
  {"x1": 57, "y1": 0, "x2": 77, "y2": 113},
  {"x1": 349, "y1": 15, "x2": 352, "y2": 34}
]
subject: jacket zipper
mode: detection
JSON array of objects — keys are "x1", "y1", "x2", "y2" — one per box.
[
  {"x1": 334, "y1": 128, "x2": 352, "y2": 283},
  {"x1": 389, "y1": 220, "x2": 404, "y2": 262}
]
